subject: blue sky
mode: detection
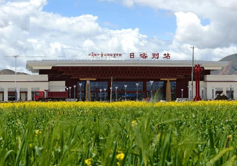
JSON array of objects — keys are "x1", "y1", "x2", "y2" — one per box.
[{"x1": 43, "y1": 0, "x2": 176, "y2": 40}]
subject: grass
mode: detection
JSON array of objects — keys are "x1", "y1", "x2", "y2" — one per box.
[{"x1": 0, "y1": 101, "x2": 237, "y2": 165}]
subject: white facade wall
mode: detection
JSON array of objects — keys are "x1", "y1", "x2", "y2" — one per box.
[
  {"x1": 0, "y1": 75, "x2": 48, "y2": 101},
  {"x1": 48, "y1": 81, "x2": 66, "y2": 91},
  {"x1": 188, "y1": 75, "x2": 237, "y2": 100},
  {"x1": 205, "y1": 75, "x2": 237, "y2": 100},
  {"x1": 0, "y1": 75, "x2": 67, "y2": 101}
]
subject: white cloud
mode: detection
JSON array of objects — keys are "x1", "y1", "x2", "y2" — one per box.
[
  {"x1": 216, "y1": 0, "x2": 237, "y2": 10},
  {"x1": 121, "y1": 0, "x2": 237, "y2": 56},
  {"x1": 0, "y1": 0, "x2": 237, "y2": 73}
]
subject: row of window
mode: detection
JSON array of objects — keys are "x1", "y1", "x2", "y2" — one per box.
[{"x1": 77, "y1": 81, "x2": 176, "y2": 92}]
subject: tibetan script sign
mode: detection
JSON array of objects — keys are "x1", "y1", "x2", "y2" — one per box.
[
  {"x1": 89, "y1": 52, "x2": 122, "y2": 58},
  {"x1": 88, "y1": 52, "x2": 171, "y2": 59}
]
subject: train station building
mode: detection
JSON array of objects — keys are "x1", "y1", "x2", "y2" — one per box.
[
  {"x1": 0, "y1": 53, "x2": 235, "y2": 102},
  {"x1": 25, "y1": 58, "x2": 229, "y2": 101}
]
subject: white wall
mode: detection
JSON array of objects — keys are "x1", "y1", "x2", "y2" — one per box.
[
  {"x1": 48, "y1": 81, "x2": 66, "y2": 91},
  {"x1": 188, "y1": 75, "x2": 237, "y2": 100},
  {"x1": 0, "y1": 75, "x2": 48, "y2": 101},
  {"x1": 205, "y1": 75, "x2": 237, "y2": 100}
]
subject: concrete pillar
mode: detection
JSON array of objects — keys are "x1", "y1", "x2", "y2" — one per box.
[
  {"x1": 161, "y1": 78, "x2": 176, "y2": 101},
  {"x1": 166, "y1": 80, "x2": 171, "y2": 101},
  {"x1": 17, "y1": 89, "x2": 20, "y2": 101},
  {"x1": 223, "y1": 87, "x2": 227, "y2": 96},
  {"x1": 28, "y1": 88, "x2": 32, "y2": 101},
  {"x1": 85, "y1": 80, "x2": 91, "y2": 101},
  {"x1": 4, "y1": 88, "x2": 8, "y2": 102},
  {"x1": 233, "y1": 87, "x2": 236, "y2": 100}
]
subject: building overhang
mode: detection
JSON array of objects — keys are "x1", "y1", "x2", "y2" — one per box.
[{"x1": 26, "y1": 60, "x2": 228, "y2": 73}]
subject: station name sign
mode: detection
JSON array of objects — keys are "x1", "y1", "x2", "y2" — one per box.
[{"x1": 88, "y1": 52, "x2": 171, "y2": 59}]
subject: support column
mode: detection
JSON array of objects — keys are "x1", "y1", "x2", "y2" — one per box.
[
  {"x1": 0, "y1": 93, "x2": 2, "y2": 101},
  {"x1": 223, "y1": 87, "x2": 227, "y2": 96},
  {"x1": 80, "y1": 78, "x2": 97, "y2": 101},
  {"x1": 17, "y1": 89, "x2": 20, "y2": 101},
  {"x1": 28, "y1": 88, "x2": 32, "y2": 101},
  {"x1": 161, "y1": 78, "x2": 176, "y2": 101},
  {"x1": 85, "y1": 80, "x2": 91, "y2": 101},
  {"x1": 4, "y1": 88, "x2": 8, "y2": 102},
  {"x1": 166, "y1": 80, "x2": 171, "y2": 101}
]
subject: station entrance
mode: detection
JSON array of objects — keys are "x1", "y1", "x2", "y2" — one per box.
[{"x1": 76, "y1": 80, "x2": 177, "y2": 101}]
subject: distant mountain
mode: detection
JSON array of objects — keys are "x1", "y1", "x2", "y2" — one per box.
[
  {"x1": 212, "y1": 53, "x2": 237, "y2": 75},
  {"x1": 0, "y1": 69, "x2": 28, "y2": 75}
]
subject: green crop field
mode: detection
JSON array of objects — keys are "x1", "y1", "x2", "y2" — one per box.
[{"x1": 0, "y1": 101, "x2": 237, "y2": 166}]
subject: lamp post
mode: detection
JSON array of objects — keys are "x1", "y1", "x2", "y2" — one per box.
[
  {"x1": 13, "y1": 55, "x2": 19, "y2": 101},
  {"x1": 115, "y1": 87, "x2": 118, "y2": 101},
  {"x1": 104, "y1": 88, "x2": 106, "y2": 101},
  {"x1": 202, "y1": 87, "x2": 204, "y2": 100},
  {"x1": 100, "y1": 89, "x2": 102, "y2": 101},
  {"x1": 73, "y1": 85, "x2": 76, "y2": 99},
  {"x1": 212, "y1": 86, "x2": 214, "y2": 100},
  {"x1": 86, "y1": 81, "x2": 90, "y2": 101},
  {"x1": 181, "y1": 89, "x2": 184, "y2": 100},
  {"x1": 191, "y1": 46, "x2": 195, "y2": 100},
  {"x1": 69, "y1": 87, "x2": 71, "y2": 99},
  {"x1": 66, "y1": 87, "x2": 68, "y2": 98},
  {"x1": 136, "y1": 83, "x2": 139, "y2": 101},
  {"x1": 110, "y1": 87, "x2": 112, "y2": 102},
  {"x1": 79, "y1": 83, "x2": 82, "y2": 101},
  {"x1": 150, "y1": 81, "x2": 154, "y2": 102},
  {"x1": 124, "y1": 85, "x2": 127, "y2": 101}
]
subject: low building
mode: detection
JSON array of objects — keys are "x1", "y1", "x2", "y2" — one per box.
[
  {"x1": 0, "y1": 75, "x2": 65, "y2": 101},
  {"x1": 1, "y1": 58, "x2": 235, "y2": 102},
  {"x1": 25, "y1": 59, "x2": 228, "y2": 101}
]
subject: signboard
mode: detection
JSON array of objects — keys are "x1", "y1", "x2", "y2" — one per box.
[
  {"x1": 88, "y1": 52, "x2": 171, "y2": 59},
  {"x1": 89, "y1": 52, "x2": 122, "y2": 58}
]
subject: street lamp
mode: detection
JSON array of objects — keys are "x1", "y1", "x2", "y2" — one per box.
[
  {"x1": 104, "y1": 88, "x2": 106, "y2": 101},
  {"x1": 13, "y1": 55, "x2": 19, "y2": 101},
  {"x1": 79, "y1": 83, "x2": 82, "y2": 101},
  {"x1": 110, "y1": 87, "x2": 112, "y2": 102},
  {"x1": 65, "y1": 87, "x2": 68, "y2": 98},
  {"x1": 181, "y1": 89, "x2": 184, "y2": 100},
  {"x1": 86, "y1": 81, "x2": 90, "y2": 101},
  {"x1": 191, "y1": 46, "x2": 195, "y2": 100},
  {"x1": 124, "y1": 85, "x2": 127, "y2": 101},
  {"x1": 73, "y1": 85, "x2": 76, "y2": 99},
  {"x1": 150, "y1": 81, "x2": 154, "y2": 102},
  {"x1": 115, "y1": 87, "x2": 118, "y2": 101},
  {"x1": 187, "y1": 86, "x2": 190, "y2": 100},
  {"x1": 136, "y1": 83, "x2": 139, "y2": 101},
  {"x1": 212, "y1": 86, "x2": 215, "y2": 100},
  {"x1": 69, "y1": 87, "x2": 71, "y2": 99},
  {"x1": 202, "y1": 87, "x2": 204, "y2": 100},
  {"x1": 100, "y1": 89, "x2": 102, "y2": 101}
]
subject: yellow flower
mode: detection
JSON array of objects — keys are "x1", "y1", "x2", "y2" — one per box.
[
  {"x1": 132, "y1": 120, "x2": 137, "y2": 127},
  {"x1": 228, "y1": 135, "x2": 232, "y2": 141},
  {"x1": 35, "y1": 130, "x2": 42, "y2": 137},
  {"x1": 116, "y1": 153, "x2": 125, "y2": 161},
  {"x1": 85, "y1": 158, "x2": 92, "y2": 166},
  {"x1": 35, "y1": 130, "x2": 41, "y2": 134},
  {"x1": 29, "y1": 143, "x2": 33, "y2": 148},
  {"x1": 117, "y1": 162, "x2": 121, "y2": 166}
]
